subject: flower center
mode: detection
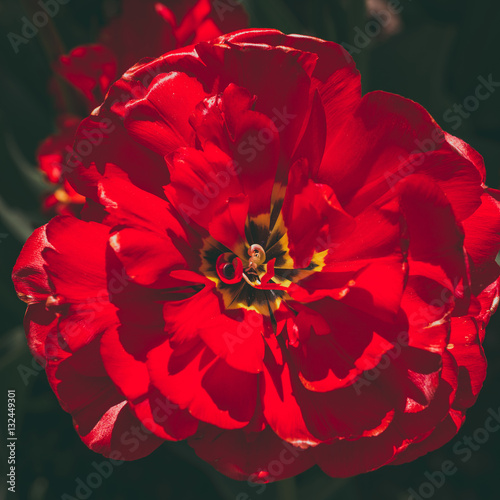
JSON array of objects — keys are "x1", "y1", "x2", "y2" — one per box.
[
  {"x1": 215, "y1": 244, "x2": 285, "y2": 291},
  {"x1": 200, "y1": 217, "x2": 327, "y2": 316}
]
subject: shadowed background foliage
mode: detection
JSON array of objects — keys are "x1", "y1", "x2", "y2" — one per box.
[{"x1": 1, "y1": 1, "x2": 499, "y2": 499}]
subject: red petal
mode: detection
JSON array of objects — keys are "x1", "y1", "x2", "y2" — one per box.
[
  {"x1": 286, "y1": 36, "x2": 361, "y2": 161},
  {"x1": 448, "y1": 317, "x2": 487, "y2": 410},
  {"x1": 313, "y1": 422, "x2": 404, "y2": 477},
  {"x1": 37, "y1": 115, "x2": 81, "y2": 184},
  {"x1": 399, "y1": 175, "x2": 467, "y2": 287},
  {"x1": 96, "y1": 177, "x2": 189, "y2": 237},
  {"x1": 172, "y1": 0, "x2": 248, "y2": 47},
  {"x1": 99, "y1": 0, "x2": 176, "y2": 73},
  {"x1": 390, "y1": 409, "x2": 464, "y2": 466},
  {"x1": 318, "y1": 92, "x2": 483, "y2": 220},
  {"x1": 187, "y1": 82, "x2": 282, "y2": 219},
  {"x1": 23, "y1": 303, "x2": 58, "y2": 366},
  {"x1": 393, "y1": 350, "x2": 456, "y2": 439},
  {"x1": 294, "y1": 254, "x2": 406, "y2": 323},
  {"x1": 42, "y1": 216, "x2": 110, "y2": 300},
  {"x1": 209, "y1": 195, "x2": 250, "y2": 251},
  {"x1": 130, "y1": 386, "x2": 198, "y2": 441},
  {"x1": 164, "y1": 144, "x2": 247, "y2": 248},
  {"x1": 123, "y1": 100, "x2": 187, "y2": 155},
  {"x1": 445, "y1": 132, "x2": 486, "y2": 183},
  {"x1": 33, "y1": 217, "x2": 120, "y2": 351},
  {"x1": 124, "y1": 71, "x2": 208, "y2": 155},
  {"x1": 222, "y1": 31, "x2": 361, "y2": 152},
  {"x1": 55, "y1": 45, "x2": 117, "y2": 107},
  {"x1": 78, "y1": 400, "x2": 164, "y2": 460},
  {"x1": 262, "y1": 333, "x2": 399, "y2": 444},
  {"x1": 195, "y1": 40, "x2": 314, "y2": 158},
  {"x1": 189, "y1": 424, "x2": 314, "y2": 482},
  {"x1": 58, "y1": 300, "x2": 118, "y2": 352},
  {"x1": 339, "y1": 255, "x2": 406, "y2": 323},
  {"x1": 163, "y1": 285, "x2": 265, "y2": 373},
  {"x1": 44, "y1": 331, "x2": 162, "y2": 459},
  {"x1": 203, "y1": 0, "x2": 248, "y2": 39},
  {"x1": 148, "y1": 340, "x2": 258, "y2": 429},
  {"x1": 221, "y1": 85, "x2": 281, "y2": 218},
  {"x1": 291, "y1": 90, "x2": 327, "y2": 175},
  {"x1": 401, "y1": 276, "x2": 455, "y2": 334},
  {"x1": 68, "y1": 107, "x2": 169, "y2": 203},
  {"x1": 12, "y1": 224, "x2": 53, "y2": 304},
  {"x1": 463, "y1": 189, "x2": 500, "y2": 266},
  {"x1": 109, "y1": 228, "x2": 189, "y2": 289},
  {"x1": 282, "y1": 159, "x2": 355, "y2": 267},
  {"x1": 289, "y1": 309, "x2": 396, "y2": 392},
  {"x1": 100, "y1": 325, "x2": 152, "y2": 402},
  {"x1": 262, "y1": 335, "x2": 321, "y2": 447},
  {"x1": 328, "y1": 197, "x2": 403, "y2": 262}
]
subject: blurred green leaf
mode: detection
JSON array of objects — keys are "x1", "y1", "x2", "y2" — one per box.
[
  {"x1": 4, "y1": 131, "x2": 51, "y2": 194},
  {"x1": 0, "y1": 195, "x2": 35, "y2": 242}
]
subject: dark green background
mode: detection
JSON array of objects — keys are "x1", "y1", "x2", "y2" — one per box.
[{"x1": 1, "y1": 1, "x2": 499, "y2": 499}]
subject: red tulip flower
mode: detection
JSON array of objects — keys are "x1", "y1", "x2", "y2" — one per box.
[{"x1": 14, "y1": 29, "x2": 500, "y2": 481}]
